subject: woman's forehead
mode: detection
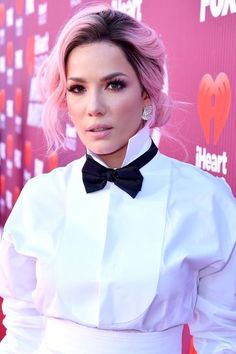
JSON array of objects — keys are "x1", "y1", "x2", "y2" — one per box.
[{"x1": 66, "y1": 41, "x2": 138, "y2": 79}]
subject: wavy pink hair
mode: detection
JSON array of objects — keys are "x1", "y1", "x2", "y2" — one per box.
[{"x1": 37, "y1": 3, "x2": 172, "y2": 151}]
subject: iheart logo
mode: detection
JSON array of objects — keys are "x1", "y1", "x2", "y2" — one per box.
[
  {"x1": 16, "y1": 0, "x2": 24, "y2": 16},
  {"x1": 14, "y1": 186, "x2": 21, "y2": 203},
  {"x1": 0, "y1": 89, "x2": 6, "y2": 112},
  {"x1": 197, "y1": 72, "x2": 231, "y2": 144},
  {"x1": 48, "y1": 152, "x2": 58, "y2": 171},
  {"x1": 15, "y1": 88, "x2": 23, "y2": 114},
  {"x1": 0, "y1": 175, "x2": 6, "y2": 196},
  {"x1": 24, "y1": 140, "x2": 32, "y2": 168},
  {"x1": 6, "y1": 41, "x2": 14, "y2": 67},
  {"x1": 26, "y1": 36, "x2": 35, "y2": 76},
  {"x1": 6, "y1": 134, "x2": 14, "y2": 160},
  {"x1": 0, "y1": 3, "x2": 5, "y2": 27}
]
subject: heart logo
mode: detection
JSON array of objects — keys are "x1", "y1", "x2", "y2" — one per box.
[
  {"x1": 0, "y1": 3, "x2": 5, "y2": 27},
  {"x1": 15, "y1": 88, "x2": 23, "y2": 114},
  {"x1": 48, "y1": 152, "x2": 58, "y2": 171},
  {"x1": 6, "y1": 41, "x2": 14, "y2": 67},
  {"x1": 24, "y1": 140, "x2": 32, "y2": 168},
  {"x1": 26, "y1": 36, "x2": 35, "y2": 76},
  {"x1": 189, "y1": 337, "x2": 197, "y2": 354},
  {"x1": 0, "y1": 89, "x2": 6, "y2": 113},
  {"x1": 0, "y1": 175, "x2": 6, "y2": 196},
  {"x1": 6, "y1": 134, "x2": 14, "y2": 159},
  {"x1": 197, "y1": 72, "x2": 231, "y2": 144},
  {"x1": 14, "y1": 186, "x2": 21, "y2": 203},
  {"x1": 16, "y1": 0, "x2": 24, "y2": 16}
]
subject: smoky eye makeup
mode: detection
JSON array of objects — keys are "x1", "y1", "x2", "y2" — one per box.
[
  {"x1": 106, "y1": 78, "x2": 127, "y2": 90},
  {"x1": 66, "y1": 84, "x2": 85, "y2": 94},
  {"x1": 66, "y1": 74, "x2": 128, "y2": 94}
]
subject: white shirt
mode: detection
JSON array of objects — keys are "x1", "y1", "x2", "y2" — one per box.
[{"x1": 0, "y1": 127, "x2": 236, "y2": 353}]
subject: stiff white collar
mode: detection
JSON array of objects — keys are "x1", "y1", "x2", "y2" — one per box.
[{"x1": 87, "y1": 126, "x2": 152, "y2": 168}]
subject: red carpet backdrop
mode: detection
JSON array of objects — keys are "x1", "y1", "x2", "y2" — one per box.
[{"x1": 0, "y1": 0, "x2": 235, "y2": 352}]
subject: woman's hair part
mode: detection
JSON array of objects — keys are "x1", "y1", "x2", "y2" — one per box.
[{"x1": 37, "y1": 3, "x2": 172, "y2": 151}]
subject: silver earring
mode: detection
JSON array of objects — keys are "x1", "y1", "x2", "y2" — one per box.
[{"x1": 142, "y1": 106, "x2": 152, "y2": 121}]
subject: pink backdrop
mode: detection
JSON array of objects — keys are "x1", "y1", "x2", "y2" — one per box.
[{"x1": 0, "y1": 0, "x2": 236, "y2": 352}]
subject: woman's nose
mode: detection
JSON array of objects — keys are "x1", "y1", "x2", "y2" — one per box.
[{"x1": 87, "y1": 90, "x2": 106, "y2": 117}]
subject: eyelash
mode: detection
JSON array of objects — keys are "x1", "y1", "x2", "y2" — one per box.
[
  {"x1": 67, "y1": 85, "x2": 85, "y2": 94},
  {"x1": 67, "y1": 79, "x2": 127, "y2": 94},
  {"x1": 107, "y1": 79, "x2": 127, "y2": 90}
]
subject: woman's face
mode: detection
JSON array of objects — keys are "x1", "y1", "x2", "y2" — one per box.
[{"x1": 66, "y1": 41, "x2": 148, "y2": 167}]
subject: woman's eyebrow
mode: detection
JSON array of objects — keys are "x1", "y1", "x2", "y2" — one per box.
[
  {"x1": 67, "y1": 72, "x2": 128, "y2": 82},
  {"x1": 101, "y1": 72, "x2": 128, "y2": 81}
]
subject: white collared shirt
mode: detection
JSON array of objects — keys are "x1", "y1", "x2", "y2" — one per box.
[{"x1": 0, "y1": 128, "x2": 236, "y2": 353}]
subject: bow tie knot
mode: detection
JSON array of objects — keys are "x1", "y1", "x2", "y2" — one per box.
[
  {"x1": 106, "y1": 166, "x2": 141, "y2": 182},
  {"x1": 82, "y1": 141, "x2": 158, "y2": 198},
  {"x1": 106, "y1": 169, "x2": 118, "y2": 182}
]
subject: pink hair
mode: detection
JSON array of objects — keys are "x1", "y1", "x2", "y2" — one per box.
[{"x1": 37, "y1": 3, "x2": 172, "y2": 151}]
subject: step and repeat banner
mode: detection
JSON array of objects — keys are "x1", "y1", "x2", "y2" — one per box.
[{"x1": 0, "y1": 0, "x2": 235, "y2": 352}]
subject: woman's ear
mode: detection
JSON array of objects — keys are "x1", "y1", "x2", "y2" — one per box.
[
  {"x1": 141, "y1": 91, "x2": 152, "y2": 121},
  {"x1": 142, "y1": 90, "x2": 150, "y2": 106}
]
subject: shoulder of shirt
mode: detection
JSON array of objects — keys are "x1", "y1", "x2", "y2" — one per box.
[
  {"x1": 2, "y1": 156, "x2": 86, "y2": 246},
  {"x1": 25, "y1": 156, "x2": 85, "y2": 187},
  {"x1": 157, "y1": 152, "x2": 234, "y2": 198}
]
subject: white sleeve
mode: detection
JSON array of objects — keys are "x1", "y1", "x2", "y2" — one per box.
[
  {"x1": 0, "y1": 172, "x2": 65, "y2": 353},
  {"x1": 189, "y1": 179, "x2": 236, "y2": 354},
  {"x1": 0, "y1": 238, "x2": 45, "y2": 353}
]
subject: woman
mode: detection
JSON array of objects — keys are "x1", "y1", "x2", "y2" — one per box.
[{"x1": 0, "y1": 4, "x2": 236, "y2": 354}]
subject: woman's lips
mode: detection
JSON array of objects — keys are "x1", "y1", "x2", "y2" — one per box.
[{"x1": 86, "y1": 125, "x2": 112, "y2": 138}]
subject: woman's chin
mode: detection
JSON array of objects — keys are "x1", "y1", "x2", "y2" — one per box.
[{"x1": 90, "y1": 149, "x2": 115, "y2": 157}]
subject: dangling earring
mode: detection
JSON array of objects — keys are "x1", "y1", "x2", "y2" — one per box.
[{"x1": 142, "y1": 105, "x2": 152, "y2": 121}]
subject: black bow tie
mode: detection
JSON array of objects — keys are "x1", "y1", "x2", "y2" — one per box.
[{"x1": 82, "y1": 141, "x2": 158, "y2": 198}]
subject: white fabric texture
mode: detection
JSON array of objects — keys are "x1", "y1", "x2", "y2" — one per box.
[
  {"x1": 36, "y1": 317, "x2": 183, "y2": 354},
  {"x1": 0, "y1": 127, "x2": 236, "y2": 353}
]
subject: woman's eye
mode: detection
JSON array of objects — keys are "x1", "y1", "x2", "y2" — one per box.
[
  {"x1": 67, "y1": 85, "x2": 85, "y2": 94},
  {"x1": 107, "y1": 80, "x2": 126, "y2": 90}
]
